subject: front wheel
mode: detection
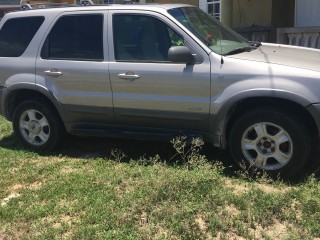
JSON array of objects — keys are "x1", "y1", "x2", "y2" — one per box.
[
  {"x1": 13, "y1": 100, "x2": 65, "y2": 151},
  {"x1": 229, "y1": 108, "x2": 311, "y2": 177}
]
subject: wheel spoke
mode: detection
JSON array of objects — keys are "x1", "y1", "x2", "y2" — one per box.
[
  {"x1": 253, "y1": 153, "x2": 267, "y2": 168},
  {"x1": 254, "y1": 123, "x2": 268, "y2": 138},
  {"x1": 38, "y1": 116, "x2": 49, "y2": 128},
  {"x1": 38, "y1": 131, "x2": 49, "y2": 143},
  {"x1": 273, "y1": 149, "x2": 291, "y2": 165},
  {"x1": 27, "y1": 132, "x2": 37, "y2": 144},
  {"x1": 242, "y1": 138, "x2": 256, "y2": 150},
  {"x1": 27, "y1": 110, "x2": 37, "y2": 121},
  {"x1": 19, "y1": 120, "x2": 29, "y2": 130},
  {"x1": 273, "y1": 130, "x2": 289, "y2": 144}
]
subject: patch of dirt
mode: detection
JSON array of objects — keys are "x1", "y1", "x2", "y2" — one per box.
[
  {"x1": 264, "y1": 219, "x2": 288, "y2": 239},
  {"x1": 249, "y1": 219, "x2": 288, "y2": 239},
  {"x1": 42, "y1": 156, "x2": 67, "y2": 163},
  {"x1": 256, "y1": 184, "x2": 292, "y2": 194},
  {"x1": 41, "y1": 213, "x2": 79, "y2": 229},
  {"x1": 60, "y1": 166, "x2": 76, "y2": 174},
  {"x1": 195, "y1": 214, "x2": 207, "y2": 232},
  {"x1": 225, "y1": 179, "x2": 249, "y2": 195},
  {"x1": 28, "y1": 182, "x2": 43, "y2": 190},
  {"x1": 57, "y1": 198, "x2": 79, "y2": 209},
  {"x1": 0, "y1": 222, "x2": 27, "y2": 240},
  {"x1": 218, "y1": 204, "x2": 241, "y2": 219},
  {"x1": 248, "y1": 224, "x2": 264, "y2": 239},
  {"x1": 41, "y1": 214, "x2": 75, "y2": 239},
  {"x1": 60, "y1": 214, "x2": 73, "y2": 226},
  {"x1": 214, "y1": 231, "x2": 246, "y2": 240},
  {"x1": 11, "y1": 184, "x2": 24, "y2": 191},
  {"x1": 289, "y1": 200, "x2": 303, "y2": 220},
  {"x1": 1, "y1": 193, "x2": 21, "y2": 207},
  {"x1": 10, "y1": 182, "x2": 43, "y2": 192},
  {"x1": 195, "y1": 214, "x2": 213, "y2": 239}
]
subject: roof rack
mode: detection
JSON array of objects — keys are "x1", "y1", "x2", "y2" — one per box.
[{"x1": 20, "y1": 0, "x2": 95, "y2": 10}]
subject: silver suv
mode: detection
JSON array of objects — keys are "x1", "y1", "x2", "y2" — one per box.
[{"x1": 0, "y1": 3, "x2": 320, "y2": 177}]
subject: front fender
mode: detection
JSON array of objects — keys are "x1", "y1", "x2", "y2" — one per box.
[{"x1": 209, "y1": 84, "x2": 315, "y2": 148}]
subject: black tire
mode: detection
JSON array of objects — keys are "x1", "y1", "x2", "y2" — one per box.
[
  {"x1": 229, "y1": 107, "x2": 311, "y2": 178},
  {"x1": 13, "y1": 100, "x2": 65, "y2": 151}
]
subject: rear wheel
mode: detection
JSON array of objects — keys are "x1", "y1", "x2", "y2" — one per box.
[
  {"x1": 13, "y1": 100, "x2": 65, "y2": 151},
  {"x1": 229, "y1": 108, "x2": 311, "y2": 177}
]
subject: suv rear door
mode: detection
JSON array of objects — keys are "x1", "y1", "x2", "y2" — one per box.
[
  {"x1": 36, "y1": 11, "x2": 113, "y2": 130},
  {"x1": 108, "y1": 10, "x2": 211, "y2": 132}
]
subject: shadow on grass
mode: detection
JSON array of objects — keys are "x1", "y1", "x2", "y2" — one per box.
[
  {"x1": 0, "y1": 132, "x2": 230, "y2": 163},
  {"x1": 1, "y1": 132, "x2": 319, "y2": 182}
]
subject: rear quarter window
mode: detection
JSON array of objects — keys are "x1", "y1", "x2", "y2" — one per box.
[{"x1": 0, "y1": 16, "x2": 44, "y2": 57}]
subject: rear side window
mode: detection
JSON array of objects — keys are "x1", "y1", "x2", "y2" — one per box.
[
  {"x1": 0, "y1": 16, "x2": 44, "y2": 57},
  {"x1": 41, "y1": 14, "x2": 103, "y2": 61}
]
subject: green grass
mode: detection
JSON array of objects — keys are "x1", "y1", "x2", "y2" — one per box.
[{"x1": 0, "y1": 116, "x2": 320, "y2": 239}]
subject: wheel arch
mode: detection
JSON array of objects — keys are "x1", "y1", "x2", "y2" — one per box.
[
  {"x1": 216, "y1": 96, "x2": 319, "y2": 149},
  {"x1": 4, "y1": 84, "x2": 67, "y2": 125}
]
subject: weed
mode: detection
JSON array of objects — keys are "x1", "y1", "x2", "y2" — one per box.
[
  {"x1": 110, "y1": 148, "x2": 127, "y2": 163},
  {"x1": 137, "y1": 154, "x2": 162, "y2": 166},
  {"x1": 170, "y1": 136, "x2": 207, "y2": 170}
]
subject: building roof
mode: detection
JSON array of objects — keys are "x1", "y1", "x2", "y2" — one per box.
[{"x1": 0, "y1": 0, "x2": 20, "y2": 5}]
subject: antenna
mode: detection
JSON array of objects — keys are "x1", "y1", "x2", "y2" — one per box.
[{"x1": 219, "y1": 22, "x2": 224, "y2": 65}]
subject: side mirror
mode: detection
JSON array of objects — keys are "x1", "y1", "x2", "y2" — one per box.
[{"x1": 168, "y1": 46, "x2": 194, "y2": 64}]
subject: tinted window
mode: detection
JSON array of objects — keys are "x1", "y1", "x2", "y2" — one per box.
[
  {"x1": 113, "y1": 15, "x2": 184, "y2": 62},
  {"x1": 41, "y1": 14, "x2": 103, "y2": 61},
  {"x1": 0, "y1": 16, "x2": 44, "y2": 57}
]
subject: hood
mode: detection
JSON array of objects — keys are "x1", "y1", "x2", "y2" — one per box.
[{"x1": 228, "y1": 43, "x2": 320, "y2": 72}]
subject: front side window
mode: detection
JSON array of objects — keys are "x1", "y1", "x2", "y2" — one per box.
[
  {"x1": 0, "y1": 16, "x2": 44, "y2": 57},
  {"x1": 41, "y1": 14, "x2": 103, "y2": 61},
  {"x1": 113, "y1": 14, "x2": 184, "y2": 62}
]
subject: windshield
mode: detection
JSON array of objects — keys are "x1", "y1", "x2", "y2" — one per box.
[{"x1": 168, "y1": 7, "x2": 251, "y2": 55}]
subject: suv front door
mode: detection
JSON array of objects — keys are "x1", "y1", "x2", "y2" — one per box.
[{"x1": 108, "y1": 11, "x2": 211, "y2": 133}]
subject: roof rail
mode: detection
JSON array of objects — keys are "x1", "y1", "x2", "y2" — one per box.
[
  {"x1": 20, "y1": 0, "x2": 94, "y2": 10},
  {"x1": 79, "y1": 0, "x2": 94, "y2": 5}
]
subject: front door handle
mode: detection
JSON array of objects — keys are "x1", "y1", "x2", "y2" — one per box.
[
  {"x1": 44, "y1": 69, "x2": 63, "y2": 77},
  {"x1": 117, "y1": 72, "x2": 140, "y2": 81}
]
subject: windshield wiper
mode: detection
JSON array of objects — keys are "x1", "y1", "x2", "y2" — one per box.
[
  {"x1": 223, "y1": 41, "x2": 262, "y2": 56},
  {"x1": 249, "y1": 41, "x2": 262, "y2": 47},
  {"x1": 223, "y1": 46, "x2": 258, "y2": 56}
]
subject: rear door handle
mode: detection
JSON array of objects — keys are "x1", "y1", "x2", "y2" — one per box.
[
  {"x1": 117, "y1": 72, "x2": 140, "y2": 81},
  {"x1": 44, "y1": 69, "x2": 63, "y2": 77}
]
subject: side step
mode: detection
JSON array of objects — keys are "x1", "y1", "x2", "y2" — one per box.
[{"x1": 70, "y1": 128, "x2": 205, "y2": 143}]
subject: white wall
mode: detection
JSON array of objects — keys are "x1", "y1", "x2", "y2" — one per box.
[
  {"x1": 296, "y1": 0, "x2": 320, "y2": 27},
  {"x1": 199, "y1": 0, "x2": 206, "y2": 12}
]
